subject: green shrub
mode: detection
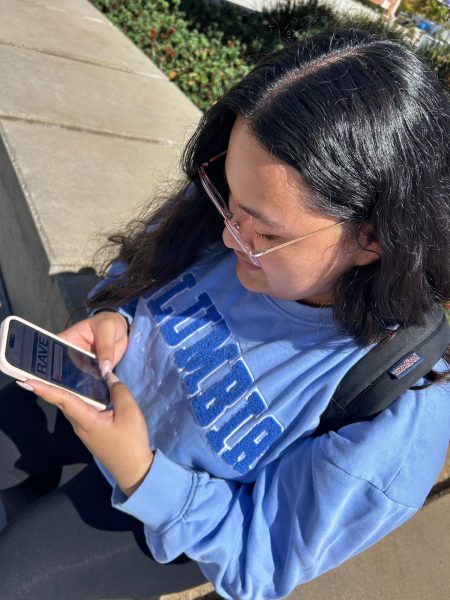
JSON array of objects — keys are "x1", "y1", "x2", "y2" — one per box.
[
  {"x1": 182, "y1": 0, "x2": 408, "y2": 57},
  {"x1": 91, "y1": 0, "x2": 449, "y2": 110},
  {"x1": 91, "y1": 0, "x2": 249, "y2": 110},
  {"x1": 180, "y1": 0, "x2": 338, "y2": 61},
  {"x1": 419, "y1": 40, "x2": 450, "y2": 89}
]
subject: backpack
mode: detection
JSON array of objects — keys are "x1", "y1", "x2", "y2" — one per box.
[{"x1": 314, "y1": 308, "x2": 450, "y2": 436}]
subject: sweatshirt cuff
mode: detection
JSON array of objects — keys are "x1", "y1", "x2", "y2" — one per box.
[
  {"x1": 111, "y1": 450, "x2": 197, "y2": 531},
  {"x1": 90, "y1": 306, "x2": 134, "y2": 329}
]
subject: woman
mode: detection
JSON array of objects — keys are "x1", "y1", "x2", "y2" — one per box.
[{"x1": 0, "y1": 28, "x2": 449, "y2": 600}]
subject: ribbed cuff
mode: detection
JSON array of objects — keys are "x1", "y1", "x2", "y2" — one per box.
[
  {"x1": 90, "y1": 306, "x2": 134, "y2": 330},
  {"x1": 111, "y1": 450, "x2": 197, "y2": 532}
]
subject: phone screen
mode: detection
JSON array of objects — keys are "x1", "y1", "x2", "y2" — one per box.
[{"x1": 5, "y1": 319, "x2": 109, "y2": 405}]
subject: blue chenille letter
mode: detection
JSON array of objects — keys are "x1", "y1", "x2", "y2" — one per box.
[
  {"x1": 206, "y1": 391, "x2": 265, "y2": 451},
  {"x1": 147, "y1": 274, "x2": 197, "y2": 324},
  {"x1": 161, "y1": 302, "x2": 223, "y2": 347},
  {"x1": 176, "y1": 319, "x2": 240, "y2": 395},
  {"x1": 222, "y1": 416, "x2": 283, "y2": 474},
  {"x1": 191, "y1": 360, "x2": 254, "y2": 427}
]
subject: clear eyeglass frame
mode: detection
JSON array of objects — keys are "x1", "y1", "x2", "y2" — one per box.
[{"x1": 198, "y1": 150, "x2": 345, "y2": 265}]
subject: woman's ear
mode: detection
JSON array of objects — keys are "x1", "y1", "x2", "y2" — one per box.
[{"x1": 355, "y1": 227, "x2": 381, "y2": 266}]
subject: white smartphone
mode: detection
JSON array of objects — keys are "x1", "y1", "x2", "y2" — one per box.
[{"x1": 0, "y1": 316, "x2": 109, "y2": 410}]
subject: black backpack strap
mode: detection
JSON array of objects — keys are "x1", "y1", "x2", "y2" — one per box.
[{"x1": 314, "y1": 308, "x2": 450, "y2": 436}]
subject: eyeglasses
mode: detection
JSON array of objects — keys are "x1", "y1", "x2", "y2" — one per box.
[{"x1": 198, "y1": 150, "x2": 345, "y2": 265}]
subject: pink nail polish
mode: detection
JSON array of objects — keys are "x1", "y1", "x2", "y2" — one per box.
[
  {"x1": 106, "y1": 371, "x2": 120, "y2": 385},
  {"x1": 16, "y1": 381, "x2": 35, "y2": 392},
  {"x1": 101, "y1": 360, "x2": 112, "y2": 378}
]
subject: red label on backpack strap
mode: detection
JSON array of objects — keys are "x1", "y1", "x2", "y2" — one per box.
[{"x1": 389, "y1": 352, "x2": 425, "y2": 379}]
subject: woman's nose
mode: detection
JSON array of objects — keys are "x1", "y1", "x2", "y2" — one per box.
[
  {"x1": 222, "y1": 214, "x2": 252, "y2": 250},
  {"x1": 222, "y1": 225, "x2": 235, "y2": 250}
]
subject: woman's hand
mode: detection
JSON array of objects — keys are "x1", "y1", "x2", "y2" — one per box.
[
  {"x1": 19, "y1": 374, "x2": 153, "y2": 497},
  {"x1": 58, "y1": 311, "x2": 129, "y2": 375}
]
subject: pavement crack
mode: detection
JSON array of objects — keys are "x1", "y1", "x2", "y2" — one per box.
[
  {"x1": 0, "y1": 113, "x2": 177, "y2": 146},
  {"x1": 0, "y1": 38, "x2": 167, "y2": 81}
]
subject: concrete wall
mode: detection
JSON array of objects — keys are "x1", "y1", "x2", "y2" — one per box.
[
  {"x1": 0, "y1": 0, "x2": 201, "y2": 331},
  {"x1": 227, "y1": 0, "x2": 378, "y2": 19}
]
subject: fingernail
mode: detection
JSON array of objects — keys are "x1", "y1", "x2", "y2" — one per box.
[
  {"x1": 100, "y1": 360, "x2": 112, "y2": 378},
  {"x1": 106, "y1": 371, "x2": 120, "y2": 386},
  {"x1": 16, "y1": 381, "x2": 35, "y2": 392}
]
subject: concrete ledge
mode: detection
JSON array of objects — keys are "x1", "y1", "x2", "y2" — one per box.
[
  {"x1": 0, "y1": 0, "x2": 168, "y2": 78},
  {"x1": 227, "y1": 0, "x2": 378, "y2": 19},
  {"x1": 0, "y1": 0, "x2": 201, "y2": 330},
  {"x1": 292, "y1": 489, "x2": 450, "y2": 600}
]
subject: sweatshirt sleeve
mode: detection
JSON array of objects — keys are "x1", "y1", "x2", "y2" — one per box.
[
  {"x1": 88, "y1": 260, "x2": 137, "y2": 325},
  {"x1": 108, "y1": 385, "x2": 449, "y2": 600}
]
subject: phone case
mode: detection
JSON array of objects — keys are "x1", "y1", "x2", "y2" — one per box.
[{"x1": 0, "y1": 316, "x2": 108, "y2": 410}]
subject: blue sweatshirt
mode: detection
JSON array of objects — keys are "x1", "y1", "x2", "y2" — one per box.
[{"x1": 95, "y1": 247, "x2": 450, "y2": 600}]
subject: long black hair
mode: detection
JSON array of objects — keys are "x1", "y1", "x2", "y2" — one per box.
[{"x1": 89, "y1": 28, "x2": 450, "y2": 362}]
